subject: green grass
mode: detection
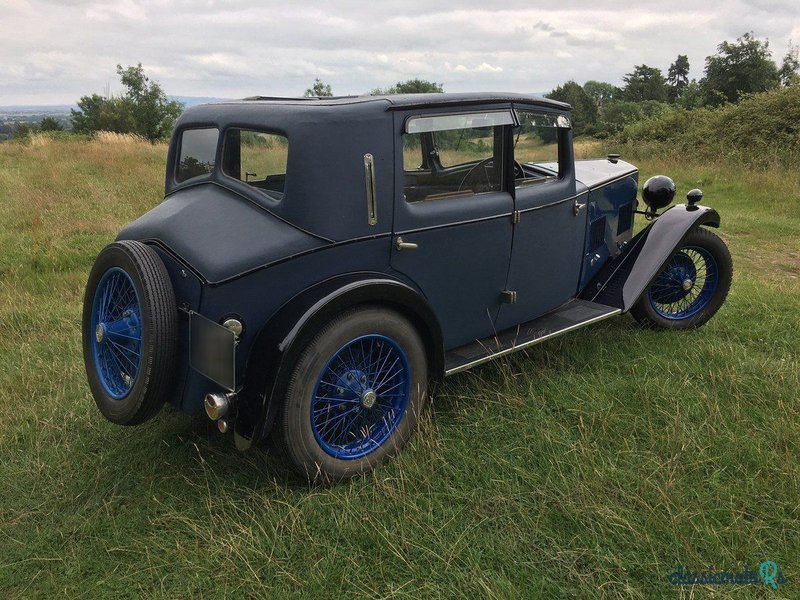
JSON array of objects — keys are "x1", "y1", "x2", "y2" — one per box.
[{"x1": 1, "y1": 135, "x2": 799, "y2": 598}]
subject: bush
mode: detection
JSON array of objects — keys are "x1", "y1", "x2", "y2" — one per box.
[{"x1": 612, "y1": 86, "x2": 800, "y2": 167}]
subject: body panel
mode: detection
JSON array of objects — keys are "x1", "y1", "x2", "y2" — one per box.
[
  {"x1": 577, "y1": 161, "x2": 639, "y2": 289},
  {"x1": 117, "y1": 184, "x2": 327, "y2": 284},
  {"x1": 390, "y1": 207, "x2": 513, "y2": 348}
]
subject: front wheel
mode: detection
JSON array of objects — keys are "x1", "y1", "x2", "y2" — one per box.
[
  {"x1": 278, "y1": 307, "x2": 428, "y2": 483},
  {"x1": 630, "y1": 227, "x2": 732, "y2": 330}
]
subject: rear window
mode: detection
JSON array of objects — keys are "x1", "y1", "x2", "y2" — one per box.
[
  {"x1": 222, "y1": 129, "x2": 288, "y2": 200},
  {"x1": 176, "y1": 128, "x2": 218, "y2": 183}
]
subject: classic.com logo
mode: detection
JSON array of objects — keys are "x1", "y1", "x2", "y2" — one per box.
[{"x1": 668, "y1": 561, "x2": 787, "y2": 589}]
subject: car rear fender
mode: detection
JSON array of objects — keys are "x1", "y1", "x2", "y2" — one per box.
[
  {"x1": 234, "y1": 274, "x2": 444, "y2": 450},
  {"x1": 582, "y1": 204, "x2": 721, "y2": 312}
]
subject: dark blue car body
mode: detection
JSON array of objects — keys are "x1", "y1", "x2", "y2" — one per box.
[{"x1": 115, "y1": 92, "x2": 720, "y2": 450}]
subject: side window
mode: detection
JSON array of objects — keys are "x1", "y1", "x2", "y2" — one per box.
[
  {"x1": 402, "y1": 111, "x2": 512, "y2": 203},
  {"x1": 513, "y1": 110, "x2": 561, "y2": 187},
  {"x1": 176, "y1": 128, "x2": 218, "y2": 183},
  {"x1": 222, "y1": 129, "x2": 288, "y2": 199}
]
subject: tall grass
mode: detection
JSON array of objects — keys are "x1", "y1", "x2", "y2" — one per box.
[{"x1": 0, "y1": 135, "x2": 798, "y2": 598}]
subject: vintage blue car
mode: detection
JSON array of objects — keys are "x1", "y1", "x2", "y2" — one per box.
[{"x1": 82, "y1": 92, "x2": 732, "y2": 482}]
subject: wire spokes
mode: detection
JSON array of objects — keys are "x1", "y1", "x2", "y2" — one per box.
[
  {"x1": 311, "y1": 335, "x2": 411, "y2": 459},
  {"x1": 649, "y1": 245, "x2": 719, "y2": 320},
  {"x1": 91, "y1": 268, "x2": 143, "y2": 398}
]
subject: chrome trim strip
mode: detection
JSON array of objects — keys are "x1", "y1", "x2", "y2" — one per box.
[
  {"x1": 395, "y1": 211, "x2": 513, "y2": 236},
  {"x1": 519, "y1": 193, "x2": 582, "y2": 214},
  {"x1": 364, "y1": 153, "x2": 378, "y2": 226},
  {"x1": 580, "y1": 170, "x2": 638, "y2": 192},
  {"x1": 445, "y1": 307, "x2": 621, "y2": 375}
]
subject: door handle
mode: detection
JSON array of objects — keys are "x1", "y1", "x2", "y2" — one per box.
[
  {"x1": 395, "y1": 236, "x2": 418, "y2": 251},
  {"x1": 573, "y1": 200, "x2": 587, "y2": 216}
]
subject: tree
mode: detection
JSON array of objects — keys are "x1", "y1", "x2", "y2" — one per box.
[
  {"x1": 622, "y1": 65, "x2": 668, "y2": 102},
  {"x1": 116, "y1": 64, "x2": 183, "y2": 140},
  {"x1": 667, "y1": 55, "x2": 690, "y2": 102},
  {"x1": 372, "y1": 79, "x2": 444, "y2": 94},
  {"x1": 546, "y1": 80, "x2": 598, "y2": 136},
  {"x1": 71, "y1": 64, "x2": 183, "y2": 141},
  {"x1": 38, "y1": 117, "x2": 64, "y2": 132},
  {"x1": 700, "y1": 33, "x2": 780, "y2": 105},
  {"x1": 596, "y1": 100, "x2": 670, "y2": 137},
  {"x1": 583, "y1": 81, "x2": 621, "y2": 107},
  {"x1": 678, "y1": 80, "x2": 704, "y2": 109},
  {"x1": 71, "y1": 94, "x2": 136, "y2": 136},
  {"x1": 779, "y1": 43, "x2": 800, "y2": 87},
  {"x1": 304, "y1": 78, "x2": 333, "y2": 97}
]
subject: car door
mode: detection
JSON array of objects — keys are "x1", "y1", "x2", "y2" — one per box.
[
  {"x1": 390, "y1": 109, "x2": 515, "y2": 349},
  {"x1": 495, "y1": 107, "x2": 587, "y2": 331}
]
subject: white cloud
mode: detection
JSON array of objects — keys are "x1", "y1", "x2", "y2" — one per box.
[
  {"x1": 1, "y1": 0, "x2": 799, "y2": 104},
  {"x1": 86, "y1": 0, "x2": 147, "y2": 22}
]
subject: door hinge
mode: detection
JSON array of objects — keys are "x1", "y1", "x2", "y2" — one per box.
[
  {"x1": 500, "y1": 290, "x2": 517, "y2": 304},
  {"x1": 512, "y1": 210, "x2": 521, "y2": 225}
]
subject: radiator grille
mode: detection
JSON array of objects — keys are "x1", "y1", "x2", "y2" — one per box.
[
  {"x1": 617, "y1": 202, "x2": 634, "y2": 235},
  {"x1": 589, "y1": 216, "x2": 606, "y2": 251}
]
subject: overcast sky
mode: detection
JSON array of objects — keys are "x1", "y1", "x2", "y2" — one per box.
[{"x1": 1, "y1": 0, "x2": 799, "y2": 105}]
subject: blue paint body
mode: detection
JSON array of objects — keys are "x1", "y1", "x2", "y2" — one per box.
[{"x1": 111, "y1": 92, "x2": 717, "y2": 446}]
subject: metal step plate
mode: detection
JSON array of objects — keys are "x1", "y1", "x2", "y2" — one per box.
[{"x1": 444, "y1": 299, "x2": 620, "y2": 375}]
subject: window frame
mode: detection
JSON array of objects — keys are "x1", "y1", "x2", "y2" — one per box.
[
  {"x1": 511, "y1": 108, "x2": 564, "y2": 189},
  {"x1": 220, "y1": 126, "x2": 290, "y2": 201},
  {"x1": 174, "y1": 126, "x2": 220, "y2": 185},
  {"x1": 401, "y1": 110, "x2": 515, "y2": 204}
]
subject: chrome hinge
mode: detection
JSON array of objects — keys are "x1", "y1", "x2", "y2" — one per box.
[
  {"x1": 512, "y1": 210, "x2": 521, "y2": 225},
  {"x1": 573, "y1": 199, "x2": 587, "y2": 216},
  {"x1": 500, "y1": 290, "x2": 517, "y2": 304}
]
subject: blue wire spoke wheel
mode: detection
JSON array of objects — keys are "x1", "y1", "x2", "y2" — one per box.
[
  {"x1": 648, "y1": 245, "x2": 719, "y2": 320},
  {"x1": 280, "y1": 306, "x2": 428, "y2": 481},
  {"x1": 83, "y1": 241, "x2": 177, "y2": 425},
  {"x1": 311, "y1": 334, "x2": 411, "y2": 460},
  {"x1": 90, "y1": 267, "x2": 143, "y2": 399}
]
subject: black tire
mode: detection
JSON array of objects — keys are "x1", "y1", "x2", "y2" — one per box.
[
  {"x1": 278, "y1": 306, "x2": 428, "y2": 484},
  {"x1": 630, "y1": 227, "x2": 732, "y2": 330},
  {"x1": 82, "y1": 240, "x2": 177, "y2": 425}
]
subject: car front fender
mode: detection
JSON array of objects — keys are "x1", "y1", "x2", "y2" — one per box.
[
  {"x1": 582, "y1": 204, "x2": 721, "y2": 312},
  {"x1": 233, "y1": 273, "x2": 444, "y2": 450}
]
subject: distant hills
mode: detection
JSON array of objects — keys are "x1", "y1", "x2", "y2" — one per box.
[{"x1": 0, "y1": 96, "x2": 230, "y2": 115}]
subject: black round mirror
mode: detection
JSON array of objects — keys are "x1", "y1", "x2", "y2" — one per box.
[{"x1": 642, "y1": 176, "x2": 676, "y2": 211}]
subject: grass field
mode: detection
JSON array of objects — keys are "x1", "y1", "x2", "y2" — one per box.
[{"x1": 1, "y1": 134, "x2": 799, "y2": 598}]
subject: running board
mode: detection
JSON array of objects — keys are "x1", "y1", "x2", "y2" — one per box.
[{"x1": 444, "y1": 299, "x2": 621, "y2": 375}]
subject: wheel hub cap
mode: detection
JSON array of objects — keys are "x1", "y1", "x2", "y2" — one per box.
[
  {"x1": 361, "y1": 390, "x2": 377, "y2": 409},
  {"x1": 682, "y1": 278, "x2": 694, "y2": 291},
  {"x1": 95, "y1": 323, "x2": 105, "y2": 343}
]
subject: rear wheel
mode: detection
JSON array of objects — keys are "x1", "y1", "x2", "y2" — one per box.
[
  {"x1": 82, "y1": 241, "x2": 177, "y2": 425},
  {"x1": 630, "y1": 227, "x2": 732, "y2": 330},
  {"x1": 278, "y1": 307, "x2": 428, "y2": 483}
]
